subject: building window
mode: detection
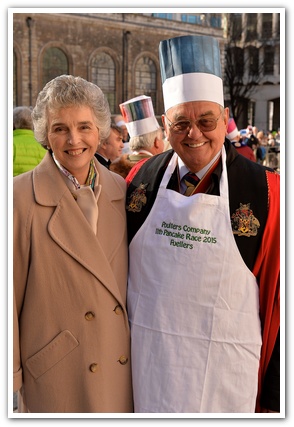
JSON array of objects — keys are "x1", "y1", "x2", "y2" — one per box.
[
  {"x1": 230, "y1": 14, "x2": 242, "y2": 41},
  {"x1": 210, "y1": 14, "x2": 222, "y2": 28},
  {"x1": 90, "y1": 52, "x2": 116, "y2": 113},
  {"x1": 248, "y1": 100, "x2": 256, "y2": 126},
  {"x1": 248, "y1": 46, "x2": 259, "y2": 76},
  {"x1": 264, "y1": 45, "x2": 275, "y2": 75},
  {"x1": 42, "y1": 47, "x2": 68, "y2": 88},
  {"x1": 152, "y1": 13, "x2": 173, "y2": 20},
  {"x1": 232, "y1": 47, "x2": 244, "y2": 78},
  {"x1": 181, "y1": 14, "x2": 203, "y2": 25},
  {"x1": 135, "y1": 56, "x2": 157, "y2": 109},
  {"x1": 246, "y1": 14, "x2": 257, "y2": 41},
  {"x1": 262, "y1": 13, "x2": 273, "y2": 39}
]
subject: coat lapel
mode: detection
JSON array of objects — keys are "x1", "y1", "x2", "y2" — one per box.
[{"x1": 33, "y1": 153, "x2": 126, "y2": 306}]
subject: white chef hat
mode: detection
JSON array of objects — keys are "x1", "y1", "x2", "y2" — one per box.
[{"x1": 159, "y1": 35, "x2": 224, "y2": 112}]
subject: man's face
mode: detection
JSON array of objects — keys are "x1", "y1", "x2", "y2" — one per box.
[
  {"x1": 120, "y1": 125, "x2": 129, "y2": 142},
  {"x1": 162, "y1": 101, "x2": 229, "y2": 172},
  {"x1": 104, "y1": 128, "x2": 124, "y2": 161}
]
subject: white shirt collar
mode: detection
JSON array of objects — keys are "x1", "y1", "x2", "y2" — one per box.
[{"x1": 178, "y1": 149, "x2": 222, "y2": 181}]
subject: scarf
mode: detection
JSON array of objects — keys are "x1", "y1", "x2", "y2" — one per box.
[{"x1": 52, "y1": 152, "x2": 97, "y2": 191}]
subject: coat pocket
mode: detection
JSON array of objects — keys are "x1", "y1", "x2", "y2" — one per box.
[{"x1": 26, "y1": 330, "x2": 79, "y2": 380}]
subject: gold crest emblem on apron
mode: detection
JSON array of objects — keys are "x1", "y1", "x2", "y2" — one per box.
[
  {"x1": 127, "y1": 183, "x2": 148, "y2": 213},
  {"x1": 231, "y1": 203, "x2": 260, "y2": 236}
]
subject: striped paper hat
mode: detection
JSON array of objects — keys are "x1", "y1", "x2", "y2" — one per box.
[
  {"x1": 119, "y1": 95, "x2": 160, "y2": 137},
  {"x1": 159, "y1": 35, "x2": 224, "y2": 112},
  {"x1": 227, "y1": 118, "x2": 239, "y2": 141}
]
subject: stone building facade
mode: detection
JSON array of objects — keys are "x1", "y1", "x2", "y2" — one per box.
[
  {"x1": 12, "y1": 11, "x2": 281, "y2": 131},
  {"x1": 12, "y1": 12, "x2": 224, "y2": 119}
]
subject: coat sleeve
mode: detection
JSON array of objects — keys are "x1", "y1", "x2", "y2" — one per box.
[{"x1": 253, "y1": 171, "x2": 280, "y2": 412}]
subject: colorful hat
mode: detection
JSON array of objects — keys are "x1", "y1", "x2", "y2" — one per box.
[
  {"x1": 119, "y1": 95, "x2": 160, "y2": 137},
  {"x1": 227, "y1": 118, "x2": 239, "y2": 141},
  {"x1": 159, "y1": 35, "x2": 224, "y2": 112}
]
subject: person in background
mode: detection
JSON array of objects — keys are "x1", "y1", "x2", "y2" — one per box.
[
  {"x1": 95, "y1": 123, "x2": 124, "y2": 169},
  {"x1": 13, "y1": 106, "x2": 46, "y2": 176},
  {"x1": 226, "y1": 117, "x2": 256, "y2": 162},
  {"x1": 245, "y1": 125, "x2": 259, "y2": 151},
  {"x1": 13, "y1": 75, "x2": 133, "y2": 413},
  {"x1": 275, "y1": 128, "x2": 280, "y2": 145},
  {"x1": 126, "y1": 35, "x2": 280, "y2": 413},
  {"x1": 110, "y1": 95, "x2": 164, "y2": 178},
  {"x1": 256, "y1": 131, "x2": 267, "y2": 165},
  {"x1": 114, "y1": 114, "x2": 130, "y2": 155}
]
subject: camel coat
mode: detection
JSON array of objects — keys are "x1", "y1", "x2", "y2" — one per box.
[{"x1": 13, "y1": 153, "x2": 133, "y2": 413}]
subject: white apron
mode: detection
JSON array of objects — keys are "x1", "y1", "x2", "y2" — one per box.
[{"x1": 127, "y1": 146, "x2": 262, "y2": 413}]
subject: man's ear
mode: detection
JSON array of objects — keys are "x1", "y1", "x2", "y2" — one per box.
[
  {"x1": 223, "y1": 107, "x2": 230, "y2": 128},
  {"x1": 161, "y1": 114, "x2": 169, "y2": 138}
]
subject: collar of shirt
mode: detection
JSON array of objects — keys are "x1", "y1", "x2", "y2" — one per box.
[
  {"x1": 132, "y1": 150, "x2": 153, "y2": 157},
  {"x1": 96, "y1": 153, "x2": 109, "y2": 162},
  {"x1": 178, "y1": 149, "x2": 222, "y2": 182}
]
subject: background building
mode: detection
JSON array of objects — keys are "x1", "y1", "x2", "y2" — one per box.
[
  {"x1": 13, "y1": 11, "x2": 281, "y2": 132},
  {"x1": 224, "y1": 12, "x2": 280, "y2": 132}
]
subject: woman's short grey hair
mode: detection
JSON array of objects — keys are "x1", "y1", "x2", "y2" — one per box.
[
  {"x1": 129, "y1": 128, "x2": 162, "y2": 152},
  {"x1": 32, "y1": 75, "x2": 111, "y2": 149}
]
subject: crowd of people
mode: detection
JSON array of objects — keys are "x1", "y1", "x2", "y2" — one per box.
[
  {"x1": 13, "y1": 34, "x2": 280, "y2": 415},
  {"x1": 226, "y1": 118, "x2": 280, "y2": 169}
]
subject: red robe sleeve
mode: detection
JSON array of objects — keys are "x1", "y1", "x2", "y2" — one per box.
[
  {"x1": 253, "y1": 170, "x2": 280, "y2": 412},
  {"x1": 125, "y1": 158, "x2": 149, "y2": 186}
]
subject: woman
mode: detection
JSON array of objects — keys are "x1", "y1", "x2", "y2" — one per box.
[{"x1": 13, "y1": 75, "x2": 133, "y2": 413}]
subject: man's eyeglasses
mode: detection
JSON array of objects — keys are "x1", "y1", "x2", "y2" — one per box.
[{"x1": 165, "y1": 112, "x2": 223, "y2": 134}]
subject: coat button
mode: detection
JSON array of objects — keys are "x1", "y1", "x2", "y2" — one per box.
[
  {"x1": 89, "y1": 363, "x2": 98, "y2": 373},
  {"x1": 118, "y1": 356, "x2": 128, "y2": 365},
  {"x1": 113, "y1": 305, "x2": 123, "y2": 315},
  {"x1": 85, "y1": 311, "x2": 95, "y2": 321}
]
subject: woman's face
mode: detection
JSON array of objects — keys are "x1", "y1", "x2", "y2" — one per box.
[{"x1": 47, "y1": 106, "x2": 99, "y2": 184}]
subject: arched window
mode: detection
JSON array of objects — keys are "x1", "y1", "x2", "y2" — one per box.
[
  {"x1": 42, "y1": 47, "x2": 68, "y2": 87},
  {"x1": 135, "y1": 56, "x2": 157, "y2": 108},
  {"x1": 91, "y1": 52, "x2": 116, "y2": 113}
]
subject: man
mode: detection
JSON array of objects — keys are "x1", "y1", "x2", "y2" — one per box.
[
  {"x1": 110, "y1": 95, "x2": 164, "y2": 178},
  {"x1": 95, "y1": 123, "x2": 124, "y2": 168},
  {"x1": 126, "y1": 35, "x2": 280, "y2": 413},
  {"x1": 114, "y1": 114, "x2": 130, "y2": 155},
  {"x1": 226, "y1": 117, "x2": 256, "y2": 162},
  {"x1": 121, "y1": 95, "x2": 164, "y2": 162}
]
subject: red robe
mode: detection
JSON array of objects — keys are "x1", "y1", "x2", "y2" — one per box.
[{"x1": 254, "y1": 170, "x2": 280, "y2": 412}]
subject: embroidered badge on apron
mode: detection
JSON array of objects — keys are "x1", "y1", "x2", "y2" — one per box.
[
  {"x1": 127, "y1": 183, "x2": 148, "y2": 212},
  {"x1": 231, "y1": 202, "x2": 260, "y2": 237}
]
